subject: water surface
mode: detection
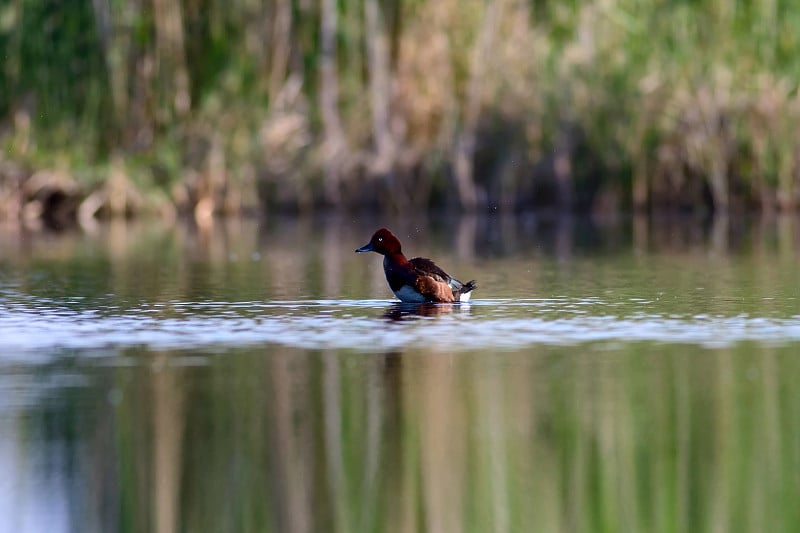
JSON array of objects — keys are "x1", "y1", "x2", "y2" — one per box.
[{"x1": 1, "y1": 215, "x2": 799, "y2": 532}]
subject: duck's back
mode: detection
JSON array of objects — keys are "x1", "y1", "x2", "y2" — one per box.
[
  {"x1": 410, "y1": 257, "x2": 476, "y2": 302},
  {"x1": 409, "y1": 257, "x2": 452, "y2": 283}
]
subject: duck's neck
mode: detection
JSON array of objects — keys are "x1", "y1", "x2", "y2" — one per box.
[{"x1": 384, "y1": 252, "x2": 408, "y2": 267}]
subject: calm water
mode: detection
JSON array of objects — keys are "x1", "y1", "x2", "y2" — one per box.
[{"x1": 1, "y1": 214, "x2": 800, "y2": 533}]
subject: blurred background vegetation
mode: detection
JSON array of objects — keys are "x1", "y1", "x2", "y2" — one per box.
[{"x1": 2, "y1": 0, "x2": 800, "y2": 223}]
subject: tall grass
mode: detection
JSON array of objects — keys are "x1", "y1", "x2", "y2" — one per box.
[{"x1": 2, "y1": 0, "x2": 800, "y2": 217}]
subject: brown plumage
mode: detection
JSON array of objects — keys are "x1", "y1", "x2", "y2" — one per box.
[{"x1": 355, "y1": 228, "x2": 477, "y2": 303}]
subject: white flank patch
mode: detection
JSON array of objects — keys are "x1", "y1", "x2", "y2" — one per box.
[
  {"x1": 459, "y1": 291, "x2": 472, "y2": 303},
  {"x1": 394, "y1": 285, "x2": 428, "y2": 303}
]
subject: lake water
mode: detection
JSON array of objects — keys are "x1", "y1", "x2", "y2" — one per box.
[{"x1": 1, "y1": 214, "x2": 800, "y2": 532}]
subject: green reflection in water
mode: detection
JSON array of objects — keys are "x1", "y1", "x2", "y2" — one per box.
[{"x1": 7, "y1": 343, "x2": 800, "y2": 532}]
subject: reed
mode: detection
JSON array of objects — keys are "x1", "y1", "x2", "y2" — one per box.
[{"x1": 2, "y1": 0, "x2": 800, "y2": 218}]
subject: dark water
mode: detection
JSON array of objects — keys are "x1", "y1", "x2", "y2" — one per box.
[{"x1": 1, "y1": 215, "x2": 800, "y2": 532}]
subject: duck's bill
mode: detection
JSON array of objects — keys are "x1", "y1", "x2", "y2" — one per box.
[{"x1": 355, "y1": 242, "x2": 374, "y2": 253}]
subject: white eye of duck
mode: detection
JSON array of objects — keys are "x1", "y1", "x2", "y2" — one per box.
[{"x1": 378, "y1": 237, "x2": 383, "y2": 242}]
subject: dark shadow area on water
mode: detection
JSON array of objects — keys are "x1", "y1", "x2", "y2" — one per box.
[
  {"x1": 250, "y1": 209, "x2": 799, "y2": 258},
  {"x1": 2, "y1": 210, "x2": 800, "y2": 264},
  {"x1": 381, "y1": 302, "x2": 472, "y2": 321}
]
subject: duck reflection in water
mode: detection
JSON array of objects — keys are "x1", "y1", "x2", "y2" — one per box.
[{"x1": 382, "y1": 302, "x2": 470, "y2": 321}]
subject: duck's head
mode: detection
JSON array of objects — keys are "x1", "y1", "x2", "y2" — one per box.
[{"x1": 355, "y1": 228, "x2": 402, "y2": 256}]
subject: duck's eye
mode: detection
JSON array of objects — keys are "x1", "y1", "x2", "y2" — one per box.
[{"x1": 378, "y1": 237, "x2": 383, "y2": 242}]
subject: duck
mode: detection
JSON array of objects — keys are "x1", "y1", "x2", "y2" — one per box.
[{"x1": 355, "y1": 228, "x2": 477, "y2": 303}]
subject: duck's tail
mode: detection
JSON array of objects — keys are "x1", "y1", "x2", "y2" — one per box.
[{"x1": 458, "y1": 280, "x2": 477, "y2": 302}]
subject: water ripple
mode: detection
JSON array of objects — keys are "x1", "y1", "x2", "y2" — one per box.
[{"x1": 1, "y1": 297, "x2": 800, "y2": 359}]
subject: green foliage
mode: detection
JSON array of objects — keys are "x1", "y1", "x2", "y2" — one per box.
[
  {"x1": 10, "y1": 0, "x2": 110, "y2": 126},
  {"x1": 3, "y1": 0, "x2": 800, "y2": 214}
]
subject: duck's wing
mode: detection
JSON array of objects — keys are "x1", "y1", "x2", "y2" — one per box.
[
  {"x1": 412, "y1": 275, "x2": 456, "y2": 302},
  {"x1": 409, "y1": 257, "x2": 453, "y2": 283},
  {"x1": 411, "y1": 256, "x2": 474, "y2": 292},
  {"x1": 410, "y1": 257, "x2": 477, "y2": 301},
  {"x1": 408, "y1": 257, "x2": 459, "y2": 302}
]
